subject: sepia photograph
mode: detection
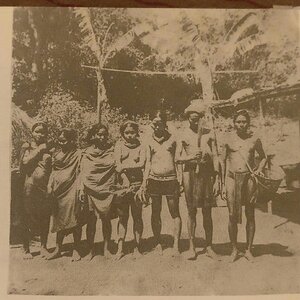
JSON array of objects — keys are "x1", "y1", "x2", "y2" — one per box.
[{"x1": 7, "y1": 6, "x2": 300, "y2": 296}]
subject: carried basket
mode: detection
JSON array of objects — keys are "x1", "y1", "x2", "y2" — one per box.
[{"x1": 257, "y1": 165, "x2": 285, "y2": 194}]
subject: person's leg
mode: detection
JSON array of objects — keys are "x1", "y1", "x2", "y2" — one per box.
[
  {"x1": 40, "y1": 213, "x2": 50, "y2": 258},
  {"x1": 71, "y1": 226, "x2": 82, "y2": 262},
  {"x1": 22, "y1": 218, "x2": 33, "y2": 259},
  {"x1": 84, "y1": 212, "x2": 97, "y2": 260},
  {"x1": 151, "y1": 195, "x2": 163, "y2": 253},
  {"x1": 115, "y1": 202, "x2": 129, "y2": 260},
  {"x1": 47, "y1": 231, "x2": 65, "y2": 260},
  {"x1": 202, "y1": 207, "x2": 217, "y2": 259},
  {"x1": 183, "y1": 172, "x2": 197, "y2": 259},
  {"x1": 102, "y1": 215, "x2": 112, "y2": 259},
  {"x1": 245, "y1": 203, "x2": 255, "y2": 261},
  {"x1": 131, "y1": 199, "x2": 143, "y2": 254},
  {"x1": 21, "y1": 194, "x2": 33, "y2": 259},
  {"x1": 226, "y1": 177, "x2": 239, "y2": 262},
  {"x1": 166, "y1": 195, "x2": 181, "y2": 255}
]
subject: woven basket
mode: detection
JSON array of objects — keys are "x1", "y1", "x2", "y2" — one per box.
[{"x1": 257, "y1": 166, "x2": 284, "y2": 193}]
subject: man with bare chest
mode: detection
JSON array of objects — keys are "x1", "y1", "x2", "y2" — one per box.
[
  {"x1": 176, "y1": 102, "x2": 220, "y2": 260},
  {"x1": 220, "y1": 109, "x2": 267, "y2": 262}
]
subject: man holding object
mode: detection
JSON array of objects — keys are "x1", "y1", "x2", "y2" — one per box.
[{"x1": 176, "y1": 100, "x2": 220, "y2": 260}]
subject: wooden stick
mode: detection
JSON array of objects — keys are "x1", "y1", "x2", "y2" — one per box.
[{"x1": 81, "y1": 64, "x2": 258, "y2": 75}]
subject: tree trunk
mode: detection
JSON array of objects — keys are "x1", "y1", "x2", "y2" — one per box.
[
  {"x1": 96, "y1": 69, "x2": 107, "y2": 123},
  {"x1": 27, "y1": 9, "x2": 38, "y2": 80}
]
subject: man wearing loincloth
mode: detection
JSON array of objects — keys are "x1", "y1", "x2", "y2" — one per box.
[
  {"x1": 220, "y1": 109, "x2": 267, "y2": 262},
  {"x1": 176, "y1": 101, "x2": 220, "y2": 260}
]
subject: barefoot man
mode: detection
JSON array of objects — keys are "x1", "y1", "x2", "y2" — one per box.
[
  {"x1": 176, "y1": 101, "x2": 220, "y2": 260},
  {"x1": 220, "y1": 109, "x2": 267, "y2": 262},
  {"x1": 143, "y1": 111, "x2": 182, "y2": 256}
]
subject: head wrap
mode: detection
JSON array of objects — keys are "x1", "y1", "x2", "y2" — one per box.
[{"x1": 184, "y1": 99, "x2": 208, "y2": 116}]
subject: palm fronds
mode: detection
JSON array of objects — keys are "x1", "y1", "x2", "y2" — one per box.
[{"x1": 73, "y1": 8, "x2": 101, "y2": 59}]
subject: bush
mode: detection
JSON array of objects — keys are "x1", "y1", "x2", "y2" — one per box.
[{"x1": 37, "y1": 86, "x2": 131, "y2": 147}]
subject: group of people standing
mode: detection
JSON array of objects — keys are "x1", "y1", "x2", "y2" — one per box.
[{"x1": 18, "y1": 101, "x2": 267, "y2": 263}]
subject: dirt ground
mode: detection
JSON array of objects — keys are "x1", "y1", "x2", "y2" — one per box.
[{"x1": 8, "y1": 194, "x2": 300, "y2": 296}]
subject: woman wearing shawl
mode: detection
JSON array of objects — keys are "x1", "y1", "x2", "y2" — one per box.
[
  {"x1": 79, "y1": 124, "x2": 117, "y2": 260},
  {"x1": 47, "y1": 129, "x2": 83, "y2": 261},
  {"x1": 20, "y1": 122, "x2": 53, "y2": 259},
  {"x1": 114, "y1": 121, "x2": 146, "y2": 260}
]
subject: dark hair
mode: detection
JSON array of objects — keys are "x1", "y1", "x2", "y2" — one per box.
[
  {"x1": 120, "y1": 121, "x2": 139, "y2": 138},
  {"x1": 87, "y1": 123, "x2": 108, "y2": 142},
  {"x1": 233, "y1": 109, "x2": 250, "y2": 124},
  {"x1": 32, "y1": 122, "x2": 48, "y2": 133},
  {"x1": 152, "y1": 110, "x2": 167, "y2": 124},
  {"x1": 58, "y1": 128, "x2": 77, "y2": 142}
]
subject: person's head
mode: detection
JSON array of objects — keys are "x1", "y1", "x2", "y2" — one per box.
[
  {"x1": 151, "y1": 111, "x2": 167, "y2": 136},
  {"x1": 57, "y1": 128, "x2": 77, "y2": 150},
  {"x1": 184, "y1": 100, "x2": 206, "y2": 129},
  {"x1": 120, "y1": 121, "x2": 139, "y2": 144},
  {"x1": 233, "y1": 109, "x2": 250, "y2": 134},
  {"x1": 32, "y1": 122, "x2": 48, "y2": 145},
  {"x1": 187, "y1": 111, "x2": 205, "y2": 128},
  {"x1": 87, "y1": 124, "x2": 109, "y2": 147}
]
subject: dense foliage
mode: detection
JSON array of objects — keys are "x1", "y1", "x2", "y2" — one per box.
[{"x1": 11, "y1": 8, "x2": 299, "y2": 167}]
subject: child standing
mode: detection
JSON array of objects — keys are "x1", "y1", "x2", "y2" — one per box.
[{"x1": 114, "y1": 121, "x2": 146, "y2": 259}]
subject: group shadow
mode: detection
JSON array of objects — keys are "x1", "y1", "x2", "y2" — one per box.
[{"x1": 42, "y1": 233, "x2": 293, "y2": 260}]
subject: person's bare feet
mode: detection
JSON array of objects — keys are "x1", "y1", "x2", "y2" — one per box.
[
  {"x1": 47, "y1": 248, "x2": 61, "y2": 260},
  {"x1": 22, "y1": 249, "x2": 33, "y2": 260},
  {"x1": 83, "y1": 250, "x2": 95, "y2": 261},
  {"x1": 103, "y1": 249, "x2": 113, "y2": 260},
  {"x1": 244, "y1": 249, "x2": 255, "y2": 262},
  {"x1": 132, "y1": 247, "x2": 143, "y2": 258},
  {"x1": 205, "y1": 247, "x2": 219, "y2": 260},
  {"x1": 40, "y1": 247, "x2": 49, "y2": 259},
  {"x1": 170, "y1": 247, "x2": 180, "y2": 258},
  {"x1": 153, "y1": 243, "x2": 163, "y2": 256},
  {"x1": 185, "y1": 248, "x2": 197, "y2": 260},
  {"x1": 114, "y1": 250, "x2": 125, "y2": 261},
  {"x1": 71, "y1": 249, "x2": 81, "y2": 262},
  {"x1": 230, "y1": 248, "x2": 239, "y2": 263}
]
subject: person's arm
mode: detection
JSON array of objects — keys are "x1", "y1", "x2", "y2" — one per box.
[
  {"x1": 255, "y1": 138, "x2": 267, "y2": 173},
  {"x1": 47, "y1": 171, "x2": 54, "y2": 195},
  {"x1": 114, "y1": 141, "x2": 123, "y2": 173},
  {"x1": 142, "y1": 144, "x2": 151, "y2": 188},
  {"x1": 174, "y1": 138, "x2": 183, "y2": 185},
  {"x1": 220, "y1": 141, "x2": 228, "y2": 190},
  {"x1": 22, "y1": 143, "x2": 46, "y2": 167},
  {"x1": 77, "y1": 150, "x2": 87, "y2": 200},
  {"x1": 175, "y1": 137, "x2": 184, "y2": 164},
  {"x1": 210, "y1": 133, "x2": 220, "y2": 175},
  {"x1": 138, "y1": 145, "x2": 146, "y2": 170}
]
